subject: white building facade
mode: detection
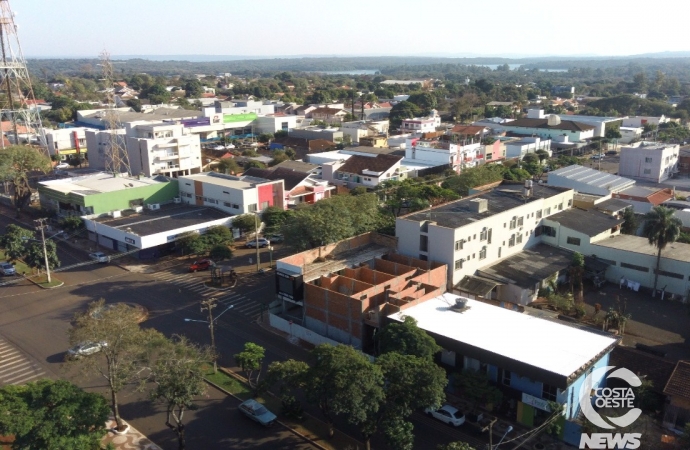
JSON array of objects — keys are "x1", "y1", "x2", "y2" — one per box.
[
  {"x1": 618, "y1": 142, "x2": 679, "y2": 183},
  {"x1": 124, "y1": 122, "x2": 203, "y2": 177}
]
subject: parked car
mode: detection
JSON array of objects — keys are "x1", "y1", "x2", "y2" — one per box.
[
  {"x1": 425, "y1": 404, "x2": 466, "y2": 427},
  {"x1": 55, "y1": 162, "x2": 70, "y2": 170},
  {"x1": 238, "y1": 399, "x2": 277, "y2": 427},
  {"x1": 266, "y1": 234, "x2": 284, "y2": 244},
  {"x1": 67, "y1": 341, "x2": 107, "y2": 359},
  {"x1": 590, "y1": 154, "x2": 604, "y2": 160},
  {"x1": 189, "y1": 259, "x2": 214, "y2": 272},
  {"x1": 0, "y1": 261, "x2": 15, "y2": 276},
  {"x1": 89, "y1": 251, "x2": 109, "y2": 263},
  {"x1": 246, "y1": 238, "x2": 270, "y2": 248},
  {"x1": 606, "y1": 150, "x2": 618, "y2": 156}
]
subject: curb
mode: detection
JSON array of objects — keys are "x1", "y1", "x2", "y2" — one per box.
[{"x1": 203, "y1": 376, "x2": 328, "y2": 450}]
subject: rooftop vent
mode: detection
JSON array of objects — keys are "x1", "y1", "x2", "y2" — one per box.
[
  {"x1": 547, "y1": 115, "x2": 561, "y2": 126},
  {"x1": 450, "y1": 297, "x2": 470, "y2": 313},
  {"x1": 469, "y1": 198, "x2": 488, "y2": 213}
]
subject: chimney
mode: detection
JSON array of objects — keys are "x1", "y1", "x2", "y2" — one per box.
[{"x1": 469, "y1": 198, "x2": 488, "y2": 213}]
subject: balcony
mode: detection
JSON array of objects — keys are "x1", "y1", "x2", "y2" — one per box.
[{"x1": 157, "y1": 153, "x2": 179, "y2": 161}]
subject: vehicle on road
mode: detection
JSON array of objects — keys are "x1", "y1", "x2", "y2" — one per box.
[
  {"x1": 606, "y1": 150, "x2": 618, "y2": 156},
  {"x1": 55, "y1": 162, "x2": 71, "y2": 170},
  {"x1": 246, "y1": 238, "x2": 270, "y2": 248},
  {"x1": 425, "y1": 404, "x2": 466, "y2": 427},
  {"x1": 89, "y1": 251, "x2": 109, "y2": 263},
  {"x1": 189, "y1": 259, "x2": 214, "y2": 272},
  {"x1": 67, "y1": 341, "x2": 107, "y2": 359},
  {"x1": 590, "y1": 154, "x2": 604, "y2": 160},
  {"x1": 0, "y1": 261, "x2": 15, "y2": 276},
  {"x1": 238, "y1": 399, "x2": 277, "y2": 427}
]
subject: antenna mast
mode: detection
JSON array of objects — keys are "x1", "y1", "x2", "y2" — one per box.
[
  {"x1": 100, "y1": 50, "x2": 131, "y2": 176},
  {"x1": 0, "y1": 0, "x2": 47, "y2": 152}
]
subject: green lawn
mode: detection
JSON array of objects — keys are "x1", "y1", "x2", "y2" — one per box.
[
  {"x1": 0, "y1": 250, "x2": 30, "y2": 275},
  {"x1": 0, "y1": 250, "x2": 63, "y2": 287}
]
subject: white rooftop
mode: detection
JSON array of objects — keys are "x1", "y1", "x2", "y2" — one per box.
[
  {"x1": 39, "y1": 172, "x2": 168, "y2": 196},
  {"x1": 548, "y1": 165, "x2": 635, "y2": 192},
  {"x1": 388, "y1": 294, "x2": 617, "y2": 377},
  {"x1": 180, "y1": 172, "x2": 272, "y2": 190}
]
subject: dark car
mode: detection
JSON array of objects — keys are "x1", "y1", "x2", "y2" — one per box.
[{"x1": 189, "y1": 259, "x2": 214, "y2": 272}]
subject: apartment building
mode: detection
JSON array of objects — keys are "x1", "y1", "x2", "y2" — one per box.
[{"x1": 618, "y1": 141, "x2": 679, "y2": 183}]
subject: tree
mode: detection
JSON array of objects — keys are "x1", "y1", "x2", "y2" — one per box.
[
  {"x1": 377, "y1": 316, "x2": 440, "y2": 359},
  {"x1": 209, "y1": 245, "x2": 232, "y2": 261},
  {"x1": 261, "y1": 206, "x2": 290, "y2": 234},
  {"x1": 269, "y1": 150, "x2": 290, "y2": 166},
  {"x1": 453, "y1": 370, "x2": 503, "y2": 410},
  {"x1": 68, "y1": 299, "x2": 163, "y2": 431},
  {"x1": 60, "y1": 215, "x2": 85, "y2": 233},
  {"x1": 126, "y1": 98, "x2": 142, "y2": 112},
  {"x1": 176, "y1": 231, "x2": 207, "y2": 257},
  {"x1": 216, "y1": 158, "x2": 240, "y2": 174},
  {"x1": 149, "y1": 336, "x2": 213, "y2": 450},
  {"x1": 521, "y1": 152, "x2": 539, "y2": 165},
  {"x1": 388, "y1": 101, "x2": 422, "y2": 128},
  {"x1": 305, "y1": 344, "x2": 384, "y2": 438},
  {"x1": 0, "y1": 379, "x2": 110, "y2": 450},
  {"x1": 437, "y1": 443, "x2": 477, "y2": 450},
  {"x1": 350, "y1": 186, "x2": 368, "y2": 196},
  {"x1": 0, "y1": 146, "x2": 52, "y2": 214},
  {"x1": 232, "y1": 214, "x2": 258, "y2": 235},
  {"x1": 642, "y1": 206, "x2": 682, "y2": 293},
  {"x1": 183, "y1": 79, "x2": 204, "y2": 98},
  {"x1": 234, "y1": 342, "x2": 265, "y2": 390},
  {"x1": 0, "y1": 224, "x2": 35, "y2": 261},
  {"x1": 257, "y1": 133, "x2": 274, "y2": 144},
  {"x1": 25, "y1": 239, "x2": 60, "y2": 274},
  {"x1": 274, "y1": 130, "x2": 288, "y2": 139},
  {"x1": 407, "y1": 92, "x2": 437, "y2": 112},
  {"x1": 535, "y1": 149, "x2": 549, "y2": 164},
  {"x1": 243, "y1": 160, "x2": 266, "y2": 170},
  {"x1": 621, "y1": 207, "x2": 638, "y2": 235},
  {"x1": 569, "y1": 252, "x2": 585, "y2": 303},
  {"x1": 202, "y1": 225, "x2": 233, "y2": 248}
]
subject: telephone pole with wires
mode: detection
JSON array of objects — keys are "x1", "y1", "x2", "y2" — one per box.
[{"x1": 33, "y1": 218, "x2": 51, "y2": 283}]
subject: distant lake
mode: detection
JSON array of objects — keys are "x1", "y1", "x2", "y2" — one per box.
[{"x1": 308, "y1": 70, "x2": 379, "y2": 75}]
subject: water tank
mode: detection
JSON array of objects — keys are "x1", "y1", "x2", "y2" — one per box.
[
  {"x1": 547, "y1": 115, "x2": 561, "y2": 126},
  {"x1": 455, "y1": 298, "x2": 468, "y2": 308}
]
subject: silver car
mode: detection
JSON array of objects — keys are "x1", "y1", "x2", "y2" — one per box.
[
  {"x1": 67, "y1": 341, "x2": 107, "y2": 359},
  {"x1": 0, "y1": 261, "x2": 15, "y2": 276},
  {"x1": 238, "y1": 399, "x2": 277, "y2": 427},
  {"x1": 89, "y1": 252, "x2": 109, "y2": 263}
]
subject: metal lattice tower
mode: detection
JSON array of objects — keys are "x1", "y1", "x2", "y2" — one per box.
[
  {"x1": 0, "y1": 0, "x2": 47, "y2": 152},
  {"x1": 100, "y1": 50, "x2": 131, "y2": 176}
]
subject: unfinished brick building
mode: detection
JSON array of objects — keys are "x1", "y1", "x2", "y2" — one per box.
[{"x1": 304, "y1": 253, "x2": 446, "y2": 351}]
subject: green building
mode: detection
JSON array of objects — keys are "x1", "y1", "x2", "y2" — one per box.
[{"x1": 38, "y1": 172, "x2": 179, "y2": 216}]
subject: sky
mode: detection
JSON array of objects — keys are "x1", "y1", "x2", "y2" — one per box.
[{"x1": 16, "y1": 0, "x2": 690, "y2": 59}]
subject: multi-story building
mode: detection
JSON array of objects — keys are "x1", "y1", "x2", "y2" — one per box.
[
  {"x1": 505, "y1": 137, "x2": 551, "y2": 159},
  {"x1": 323, "y1": 153, "x2": 404, "y2": 189},
  {"x1": 495, "y1": 110, "x2": 595, "y2": 143},
  {"x1": 618, "y1": 141, "x2": 679, "y2": 183},
  {"x1": 396, "y1": 182, "x2": 575, "y2": 290},
  {"x1": 400, "y1": 110, "x2": 441, "y2": 133},
  {"x1": 178, "y1": 171, "x2": 285, "y2": 215},
  {"x1": 126, "y1": 122, "x2": 203, "y2": 177},
  {"x1": 44, "y1": 127, "x2": 93, "y2": 160}
]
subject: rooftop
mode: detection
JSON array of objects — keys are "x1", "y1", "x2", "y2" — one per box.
[
  {"x1": 82, "y1": 107, "x2": 200, "y2": 124},
  {"x1": 93, "y1": 204, "x2": 230, "y2": 236},
  {"x1": 664, "y1": 360, "x2": 690, "y2": 400},
  {"x1": 593, "y1": 234, "x2": 690, "y2": 263},
  {"x1": 179, "y1": 172, "x2": 273, "y2": 190},
  {"x1": 547, "y1": 208, "x2": 624, "y2": 237},
  {"x1": 336, "y1": 153, "x2": 403, "y2": 176},
  {"x1": 401, "y1": 184, "x2": 569, "y2": 229},
  {"x1": 548, "y1": 165, "x2": 635, "y2": 193},
  {"x1": 243, "y1": 167, "x2": 310, "y2": 191},
  {"x1": 272, "y1": 160, "x2": 319, "y2": 173},
  {"x1": 503, "y1": 118, "x2": 595, "y2": 132},
  {"x1": 39, "y1": 172, "x2": 171, "y2": 196},
  {"x1": 388, "y1": 294, "x2": 618, "y2": 378},
  {"x1": 595, "y1": 198, "x2": 632, "y2": 213},
  {"x1": 477, "y1": 244, "x2": 575, "y2": 289},
  {"x1": 610, "y1": 346, "x2": 676, "y2": 394}
]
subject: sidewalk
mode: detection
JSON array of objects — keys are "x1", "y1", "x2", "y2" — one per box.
[{"x1": 101, "y1": 418, "x2": 162, "y2": 450}]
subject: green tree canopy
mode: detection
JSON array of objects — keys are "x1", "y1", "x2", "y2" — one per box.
[
  {"x1": 216, "y1": 157, "x2": 241, "y2": 174},
  {"x1": 389, "y1": 101, "x2": 422, "y2": 129},
  {"x1": 621, "y1": 207, "x2": 638, "y2": 235},
  {"x1": 642, "y1": 206, "x2": 682, "y2": 292},
  {"x1": 0, "y1": 224, "x2": 35, "y2": 261},
  {"x1": 232, "y1": 214, "x2": 258, "y2": 235},
  {"x1": 441, "y1": 165, "x2": 505, "y2": 196},
  {"x1": 0, "y1": 379, "x2": 110, "y2": 450},
  {"x1": 234, "y1": 342, "x2": 266, "y2": 390},
  {"x1": 25, "y1": 239, "x2": 60, "y2": 273},
  {"x1": 378, "y1": 316, "x2": 441, "y2": 359},
  {"x1": 0, "y1": 146, "x2": 52, "y2": 212},
  {"x1": 261, "y1": 206, "x2": 290, "y2": 234}
]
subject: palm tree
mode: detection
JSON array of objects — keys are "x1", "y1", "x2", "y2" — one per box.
[{"x1": 642, "y1": 206, "x2": 682, "y2": 294}]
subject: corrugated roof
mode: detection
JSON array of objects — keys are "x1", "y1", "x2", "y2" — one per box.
[
  {"x1": 547, "y1": 208, "x2": 624, "y2": 237},
  {"x1": 503, "y1": 118, "x2": 595, "y2": 132},
  {"x1": 336, "y1": 154, "x2": 402, "y2": 176},
  {"x1": 548, "y1": 165, "x2": 634, "y2": 193}
]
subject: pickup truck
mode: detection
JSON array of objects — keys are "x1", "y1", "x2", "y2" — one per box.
[{"x1": 464, "y1": 411, "x2": 497, "y2": 435}]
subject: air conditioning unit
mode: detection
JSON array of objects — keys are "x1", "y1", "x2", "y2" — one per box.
[
  {"x1": 134, "y1": 206, "x2": 144, "y2": 213},
  {"x1": 147, "y1": 203, "x2": 160, "y2": 211},
  {"x1": 173, "y1": 197, "x2": 181, "y2": 204},
  {"x1": 111, "y1": 210, "x2": 121, "y2": 218}
]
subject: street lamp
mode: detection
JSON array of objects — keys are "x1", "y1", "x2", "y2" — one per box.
[
  {"x1": 268, "y1": 246, "x2": 273, "y2": 268},
  {"x1": 183, "y1": 299, "x2": 234, "y2": 373},
  {"x1": 492, "y1": 425, "x2": 513, "y2": 449}
]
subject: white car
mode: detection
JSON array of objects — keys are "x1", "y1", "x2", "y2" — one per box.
[
  {"x1": 425, "y1": 404, "x2": 466, "y2": 427},
  {"x1": 0, "y1": 261, "x2": 15, "y2": 276},
  {"x1": 67, "y1": 341, "x2": 107, "y2": 359},
  {"x1": 246, "y1": 238, "x2": 270, "y2": 248},
  {"x1": 89, "y1": 252, "x2": 109, "y2": 263},
  {"x1": 590, "y1": 154, "x2": 604, "y2": 160},
  {"x1": 55, "y1": 162, "x2": 71, "y2": 170}
]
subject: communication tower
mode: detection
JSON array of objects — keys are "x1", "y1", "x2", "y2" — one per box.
[
  {"x1": 100, "y1": 50, "x2": 131, "y2": 176},
  {"x1": 0, "y1": 0, "x2": 47, "y2": 151}
]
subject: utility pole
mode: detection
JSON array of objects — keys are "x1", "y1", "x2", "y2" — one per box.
[
  {"x1": 34, "y1": 218, "x2": 51, "y2": 283},
  {"x1": 254, "y1": 212, "x2": 260, "y2": 271},
  {"x1": 200, "y1": 297, "x2": 218, "y2": 373}
]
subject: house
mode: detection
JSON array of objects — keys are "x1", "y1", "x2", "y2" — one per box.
[
  {"x1": 496, "y1": 110, "x2": 596, "y2": 142},
  {"x1": 324, "y1": 153, "x2": 404, "y2": 189},
  {"x1": 37, "y1": 172, "x2": 179, "y2": 217},
  {"x1": 450, "y1": 124, "x2": 490, "y2": 141},
  {"x1": 178, "y1": 171, "x2": 284, "y2": 214},
  {"x1": 340, "y1": 120, "x2": 389, "y2": 145},
  {"x1": 621, "y1": 115, "x2": 670, "y2": 128},
  {"x1": 289, "y1": 127, "x2": 343, "y2": 142},
  {"x1": 505, "y1": 137, "x2": 552, "y2": 159},
  {"x1": 618, "y1": 141, "x2": 679, "y2": 183},
  {"x1": 387, "y1": 293, "x2": 619, "y2": 446},
  {"x1": 547, "y1": 165, "x2": 636, "y2": 196},
  {"x1": 243, "y1": 166, "x2": 334, "y2": 207},
  {"x1": 308, "y1": 107, "x2": 348, "y2": 124},
  {"x1": 405, "y1": 136, "x2": 475, "y2": 173},
  {"x1": 253, "y1": 114, "x2": 298, "y2": 134},
  {"x1": 555, "y1": 114, "x2": 622, "y2": 138},
  {"x1": 663, "y1": 360, "x2": 690, "y2": 433},
  {"x1": 679, "y1": 147, "x2": 690, "y2": 176},
  {"x1": 400, "y1": 110, "x2": 441, "y2": 133},
  {"x1": 612, "y1": 186, "x2": 675, "y2": 214},
  {"x1": 43, "y1": 127, "x2": 94, "y2": 159},
  {"x1": 396, "y1": 182, "x2": 575, "y2": 290},
  {"x1": 619, "y1": 126, "x2": 643, "y2": 144},
  {"x1": 358, "y1": 135, "x2": 388, "y2": 147}
]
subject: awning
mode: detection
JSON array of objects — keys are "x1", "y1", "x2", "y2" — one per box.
[
  {"x1": 455, "y1": 275, "x2": 501, "y2": 297},
  {"x1": 584, "y1": 256, "x2": 610, "y2": 273}
]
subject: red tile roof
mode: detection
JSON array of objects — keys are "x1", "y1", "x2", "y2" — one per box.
[
  {"x1": 0, "y1": 121, "x2": 32, "y2": 133},
  {"x1": 451, "y1": 125, "x2": 488, "y2": 135},
  {"x1": 336, "y1": 154, "x2": 403, "y2": 176},
  {"x1": 664, "y1": 360, "x2": 690, "y2": 400}
]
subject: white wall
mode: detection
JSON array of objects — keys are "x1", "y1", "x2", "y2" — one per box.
[{"x1": 619, "y1": 143, "x2": 678, "y2": 183}]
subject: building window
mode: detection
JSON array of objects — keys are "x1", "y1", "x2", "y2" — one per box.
[
  {"x1": 655, "y1": 269, "x2": 684, "y2": 279},
  {"x1": 508, "y1": 234, "x2": 516, "y2": 247},
  {"x1": 420, "y1": 235, "x2": 428, "y2": 252},
  {"x1": 517, "y1": 216, "x2": 524, "y2": 227},
  {"x1": 195, "y1": 195, "x2": 202, "y2": 201},
  {"x1": 542, "y1": 225, "x2": 556, "y2": 237},
  {"x1": 558, "y1": 203, "x2": 564, "y2": 210},
  {"x1": 502, "y1": 370, "x2": 511, "y2": 386},
  {"x1": 645, "y1": 157, "x2": 653, "y2": 163},
  {"x1": 568, "y1": 199, "x2": 573, "y2": 207},
  {"x1": 260, "y1": 201, "x2": 269, "y2": 210},
  {"x1": 248, "y1": 204, "x2": 257, "y2": 212},
  {"x1": 620, "y1": 262, "x2": 649, "y2": 272},
  {"x1": 567, "y1": 236, "x2": 581, "y2": 246},
  {"x1": 479, "y1": 247, "x2": 487, "y2": 260},
  {"x1": 455, "y1": 240, "x2": 463, "y2": 251},
  {"x1": 480, "y1": 227, "x2": 488, "y2": 241},
  {"x1": 536, "y1": 209, "x2": 542, "y2": 219},
  {"x1": 419, "y1": 254, "x2": 427, "y2": 261},
  {"x1": 542, "y1": 383, "x2": 558, "y2": 402},
  {"x1": 509, "y1": 216, "x2": 517, "y2": 229},
  {"x1": 643, "y1": 169, "x2": 651, "y2": 175},
  {"x1": 516, "y1": 233, "x2": 523, "y2": 244},
  {"x1": 224, "y1": 202, "x2": 233, "y2": 207},
  {"x1": 544, "y1": 207, "x2": 551, "y2": 216},
  {"x1": 454, "y1": 259, "x2": 464, "y2": 270}
]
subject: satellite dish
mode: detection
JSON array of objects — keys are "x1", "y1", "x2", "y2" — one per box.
[{"x1": 547, "y1": 115, "x2": 561, "y2": 126}]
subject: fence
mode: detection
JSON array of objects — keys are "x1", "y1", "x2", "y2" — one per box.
[{"x1": 269, "y1": 313, "x2": 340, "y2": 347}]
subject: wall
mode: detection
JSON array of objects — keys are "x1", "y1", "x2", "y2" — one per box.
[
  {"x1": 269, "y1": 313, "x2": 342, "y2": 347},
  {"x1": 619, "y1": 144, "x2": 678, "y2": 183}
]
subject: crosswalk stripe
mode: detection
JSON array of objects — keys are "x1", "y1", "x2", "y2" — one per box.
[
  {"x1": 10, "y1": 372, "x2": 44, "y2": 385},
  {"x1": 3, "y1": 367, "x2": 43, "y2": 384},
  {"x1": 0, "y1": 349, "x2": 19, "y2": 358},
  {"x1": 0, "y1": 360, "x2": 31, "y2": 374},
  {"x1": 0, "y1": 355, "x2": 24, "y2": 368}
]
